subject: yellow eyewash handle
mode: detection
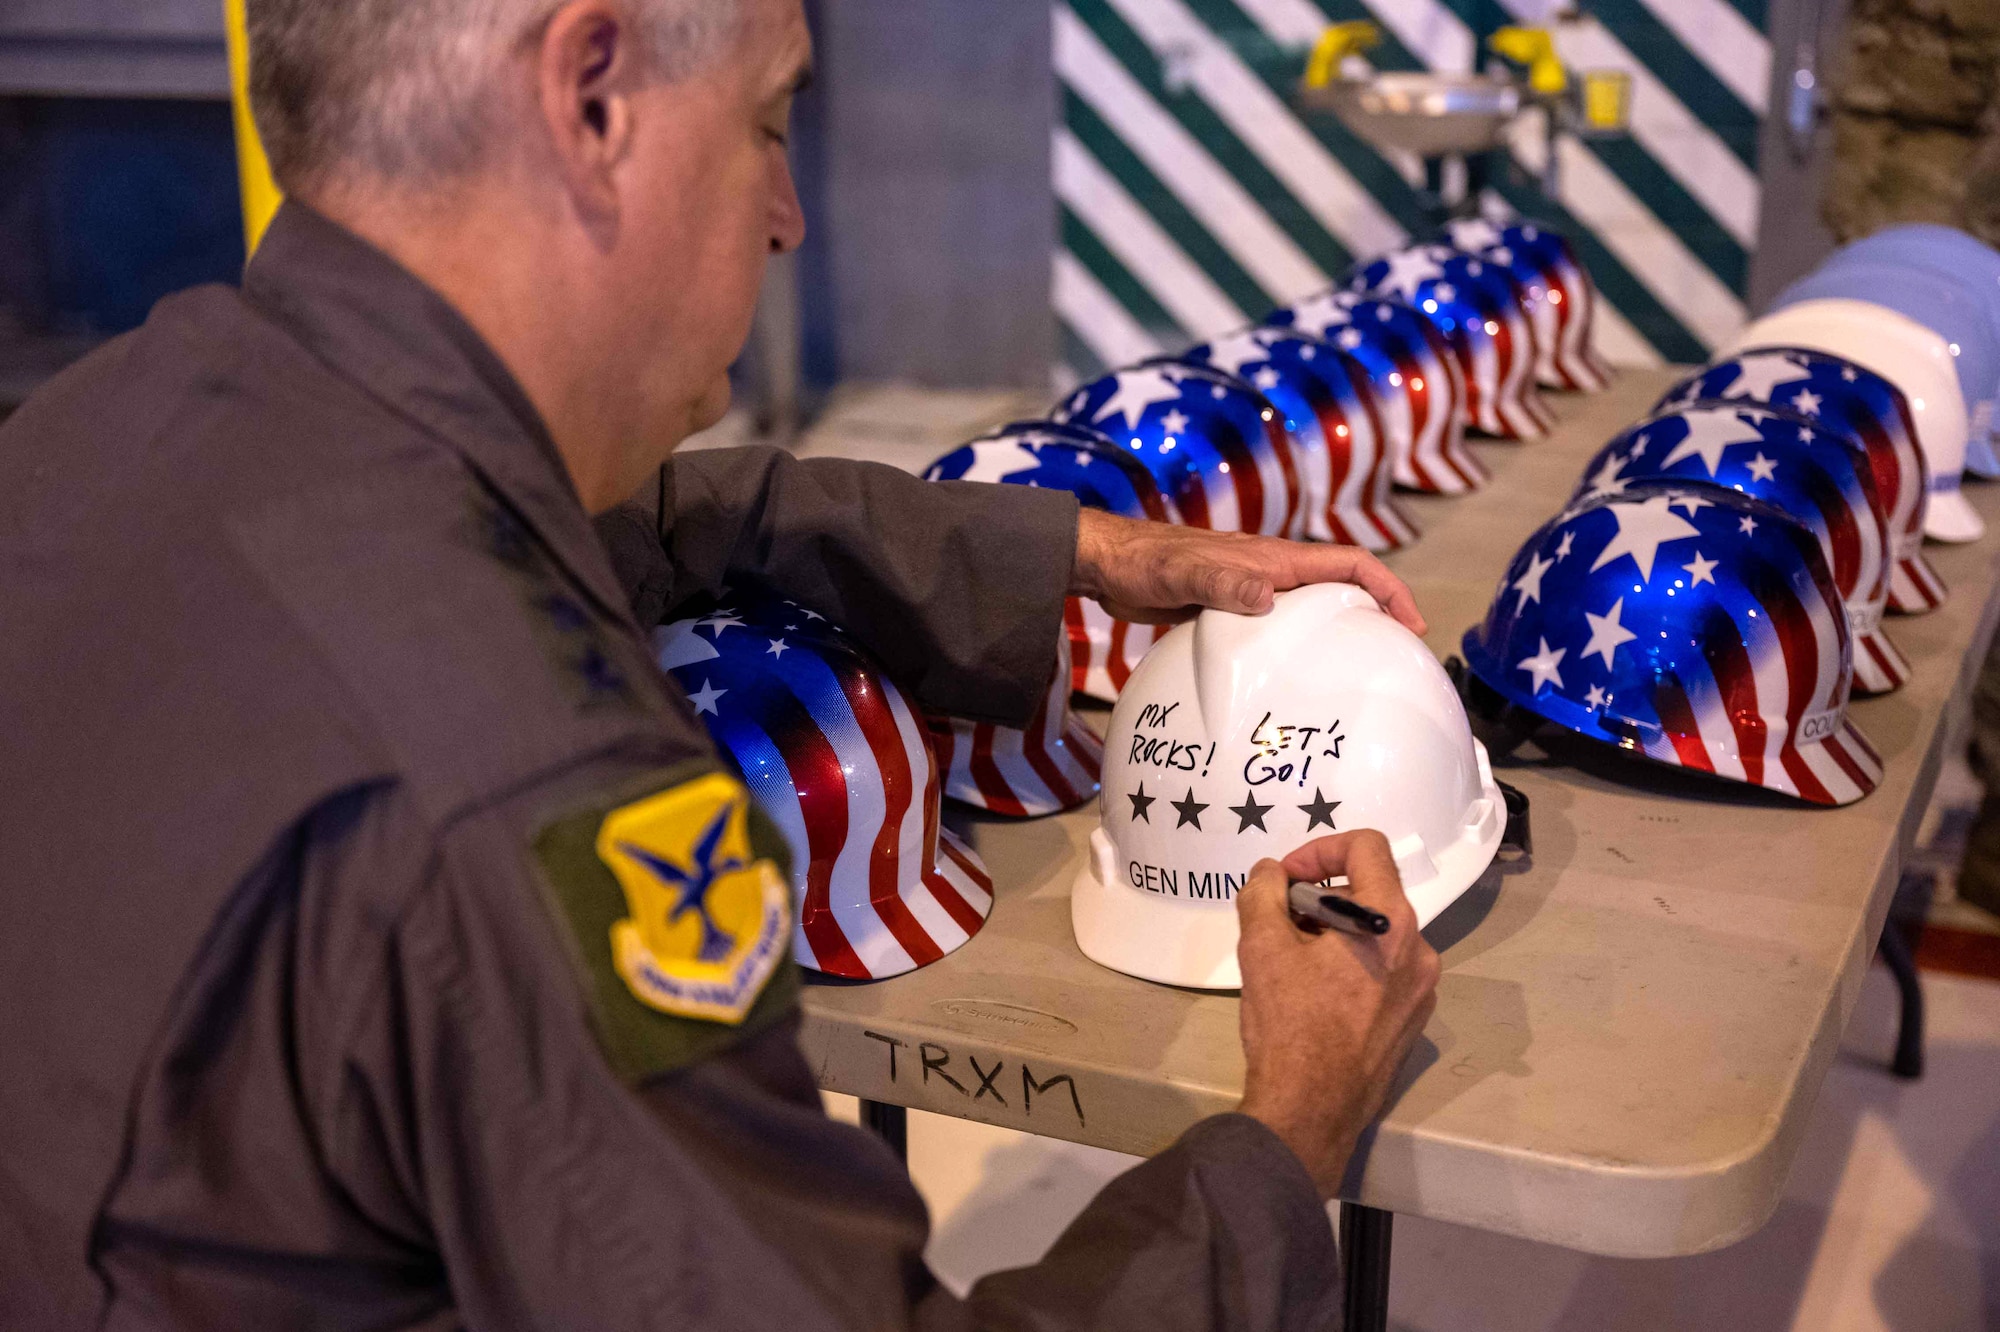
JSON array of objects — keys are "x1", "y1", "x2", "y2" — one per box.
[
  {"x1": 1489, "y1": 25, "x2": 1568, "y2": 96},
  {"x1": 1304, "y1": 21, "x2": 1381, "y2": 90},
  {"x1": 225, "y1": 0, "x2": 284, "y2": 254}
]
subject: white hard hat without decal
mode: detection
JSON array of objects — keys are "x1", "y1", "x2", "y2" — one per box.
[
  {"x1": 1073, "y1": 583, "x2": 1511, "y2": 990},
  {"x1": 1725, "y1": 299, "x2": 1980, "y2": 543}
]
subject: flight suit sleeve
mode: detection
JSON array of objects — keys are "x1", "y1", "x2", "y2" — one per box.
[
  {"x1": 596, "y1": 448, "x2": 1081, "y2": 727},
  {"x1": 333, "y1": 764, "x2": 1339, "y2": 1332}
]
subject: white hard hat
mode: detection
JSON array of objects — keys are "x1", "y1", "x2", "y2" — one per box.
[
  {"x1": 1072, "y1": 583, "x2": 1507, "y2": 989},
  {"x1": 1724, "y1": 299, "x2": 1981, "y2": 543}
]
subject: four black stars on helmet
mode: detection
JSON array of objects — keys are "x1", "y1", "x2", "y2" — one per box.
[{"x1": 1132, "y1": 783, "x2": 1339, "y2": 834}]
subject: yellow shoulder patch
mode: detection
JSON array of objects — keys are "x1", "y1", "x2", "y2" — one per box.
[{"x1": 594, "y1": 773, "x2": 791, "y2": 1025}]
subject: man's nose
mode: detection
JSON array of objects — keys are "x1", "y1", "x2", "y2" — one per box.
[{"x1": 771, "y1": 161, "x2": 807, "y2": 255}]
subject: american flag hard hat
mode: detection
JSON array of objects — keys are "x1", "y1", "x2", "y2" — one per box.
[
  {"x1": 1462, "y1": 482, "x2": 1882, "y2": 806},
  {"x1": 1659, "y1": 350, "x2": 1946, "y2": 615},
  {"x1": 1052, "y1": 360, "x2": 1303, "y2": 537},
  {"x1": 1270, "y1": 288, "x2": 1484, "y2": 495},
  {"x1": 655, "y1": 590, "x2": 993, "y2": 980},
  {"x1": 1351, "y1": 243, "x2": 1554, "y2": 441},
  {"x1": 1443, "y1": 215, "x2": 1611, "y2": 394},
  {"x1": 1575, "y1": 401, "x2": 1907, "y2": 695},
  {"x1": 922, "y1": 419, "x2": 1171, "y2": 702},
  {"x1": 1181, "y1": 326, "x2": 1418, "y2": 552}
]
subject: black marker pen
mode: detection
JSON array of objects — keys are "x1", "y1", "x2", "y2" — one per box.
[{"x1": 1287, "y1": 882, "x2": 1392, "y2": 938}]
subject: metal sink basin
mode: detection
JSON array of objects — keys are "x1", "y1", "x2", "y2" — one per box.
[{"x1": 1298, "y1": 71, "x2": 1522, "y2": 156}]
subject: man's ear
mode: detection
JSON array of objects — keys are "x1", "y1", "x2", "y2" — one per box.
[{"x1": 535, "y1": 0, "x2": 641, "y2": 225}]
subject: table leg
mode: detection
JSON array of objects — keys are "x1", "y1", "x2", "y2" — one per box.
[
  {"x1": 1877, "y1": 919, "x2": 1926, "y2": 1080},
  {"x1": 860, "y1": 1098, "x2": 909, "y2": 1164},
  {"x1": 1339, "y1": 1202, "x2": 1393, "y2": 1332}
]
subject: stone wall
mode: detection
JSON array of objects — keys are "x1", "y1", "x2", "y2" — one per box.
[{"x1": 1824, "y1": 0, "x2": 2000, "y2": 244}]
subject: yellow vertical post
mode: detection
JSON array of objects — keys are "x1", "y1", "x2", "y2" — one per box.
[{"x1": 224, "y1": 0, "x2": 284, "y2": 254}]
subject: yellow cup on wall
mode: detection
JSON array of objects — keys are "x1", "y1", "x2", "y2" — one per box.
[{"x1": 1582, "y1": 70, "x2": 1633, "y2": 133}]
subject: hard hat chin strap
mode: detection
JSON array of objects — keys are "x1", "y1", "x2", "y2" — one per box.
[
  {"x1": 1445, "y1": 655, "x2": 1545, "y2": 761},
  {"x1": 1498, "y1": 781, "x2": 1532, "y2": 858},
  {"x1": 1443, "y1": 655, "x2": 1534, "y2": 861}
]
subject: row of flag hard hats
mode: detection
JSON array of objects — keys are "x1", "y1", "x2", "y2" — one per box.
[
  {"x1": 1463, "y1": 225, "x2": 2000, "y2": 810},
  {"x1": 1072, "y1": 227, "x2": 2000, "y2": 985},
  {"x1": 937, "y1": 211, "x2": 1613, "y2": 710},
  {"x1": 643, "y1": 215, "x2": 1615, "y2": 984}
]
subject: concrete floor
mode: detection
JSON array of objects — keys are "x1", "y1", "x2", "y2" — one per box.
[{"x1": 830, "y1": 965, "x2": 2000, "y2": 1330}]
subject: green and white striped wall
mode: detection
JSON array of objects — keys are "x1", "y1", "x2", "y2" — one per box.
[{"x1": 1053, "y1": 0, "x2": 1768, "y2": 386}]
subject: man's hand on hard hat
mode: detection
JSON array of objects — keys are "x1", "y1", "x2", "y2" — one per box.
[
  {"x1": 1072, "y1": 509, "x2": 1426, "y2": 634},
  {"x1": 1235, "y1": 831, "x2": 1442, "y2": 1199}
]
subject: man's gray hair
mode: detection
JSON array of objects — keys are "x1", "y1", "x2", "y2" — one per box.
[{"x1": 248, "y1": 0, "x2": 742, "y2": 189}]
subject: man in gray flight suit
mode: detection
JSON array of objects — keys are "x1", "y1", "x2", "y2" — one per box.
[{"x1": 0, "y1": 1, "x2": 1443, "y2": 1327}]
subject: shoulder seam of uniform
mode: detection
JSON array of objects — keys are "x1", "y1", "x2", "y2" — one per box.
[{"x1": 235, "y1": 282, "x2": 487, "y2": 492}]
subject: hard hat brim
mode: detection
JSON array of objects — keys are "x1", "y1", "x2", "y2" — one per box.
[
  {"x1": 1887, "y1": 552, "x2": 1950, "y2": 614},
  {"x1": 1924, "y1": 489, "x2": 1987, "y2": 543},
  {"x1": 1851, "y1": 628, "x2": 1912, "y2": 696},
  {"x1": 1964, "y1": 430, "x2": 2000, "y2": 479},
  {"x1": 796, "y1": 826, "x2": 997, "y2": 980},
  {"x1": 1462, "y1": 638, "x2": 1883, "y2": 807}
]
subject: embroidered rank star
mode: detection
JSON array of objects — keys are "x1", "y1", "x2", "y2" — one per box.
[{"x1": 595, "y1": 774, "x2": 789, "y2": 1024}]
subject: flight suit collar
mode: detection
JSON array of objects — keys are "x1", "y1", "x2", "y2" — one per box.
[{"x1": 241, "y1": 201, "x2": 638, "y2": 629}]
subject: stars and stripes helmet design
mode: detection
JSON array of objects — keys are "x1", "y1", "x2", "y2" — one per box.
[
  {"x1": 1659, "y1": 350, "x2": 1946, "y2": 614},
  {"x1": 1351, "y1": 243, "x2": 1554, "y2": 440},
  {"x1": 922, "y1": 419, "x2": 1177, "y2": 521},
  {"x1": 1076, "y1": 584, "x2": 1508, "y2": 989},
  {"x1": 1442, "y1": 216, "x2": 1610, "y2": 393},
  {"x1": 1462, "y1": 483, "x2": 1881, "y2": 807},
  {"x1": 1181, "y1": 327, "x2": 1417, "y2": 551},
  {"x1": 922, "y1": 419, "x2": 1169, "y2": 702},
  {"x1": 1780, "y1": 262, "x2": 2000, "y2": 479},
  {"x1": 1270, "y1": 288, "x2": 1483, "y2": 495},
  {"x1": 655, "y1": 590, "x2": 995, "y2": 980},
  {"x1": 925, "y1": 628, "x2": 1103, "y2": 818},
  {"x1": 1053, "y1": 361, "x2": 1302, "y2": 537},
  {"x1": 1723, "y1": 303, "x2": 1978, "y2": 545},
  {"x1": 1573, "y1": 402, "x2": 1907, "y2": 695}
]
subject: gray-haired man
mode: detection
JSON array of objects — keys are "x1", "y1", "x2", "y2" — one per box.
[{"x1": 0, "y1": 2, "x2": 1439, "y2": 1327}]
